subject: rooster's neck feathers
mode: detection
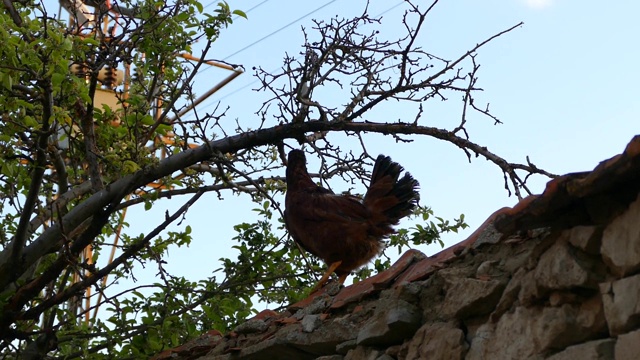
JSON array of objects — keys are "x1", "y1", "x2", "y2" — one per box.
[{"x1": 286, "y1": 150, "x2": 320, "y2": 191}]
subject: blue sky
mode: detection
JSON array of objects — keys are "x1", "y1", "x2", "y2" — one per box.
[{"x1": 52, "y1": 0, "x2": 640, "y2": 302}]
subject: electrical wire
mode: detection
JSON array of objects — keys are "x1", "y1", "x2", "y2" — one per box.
[
  {"x1": 221, "y1": 0, "x2": 338, "y2": 61},
  {"x1": 197, "y1": 0, "x2": 337, "y2": 81},
  {"x1": 203, "y1": 1, "x2": 406, "y2": 107}
]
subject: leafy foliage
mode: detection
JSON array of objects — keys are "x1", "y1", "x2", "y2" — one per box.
[{"x1": 0, "y1": 0, "x2": 550, "y2": 358}]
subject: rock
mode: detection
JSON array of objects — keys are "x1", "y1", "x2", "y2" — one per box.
[
  {"x1": 546, "y1": 339, "x2": 614, "y2": 360},
  {"x1": 548, "y1": 291, "x2": 578, "y2": 306},
  {"x1": 491, "y1": 268, "x2": 527, "y2": 320},
  {"x1": 302, "y1": 314, "x2": 322, "y2": 333},
  {"x1": 517, "y1": 269, "x2": 541, "y2": 306},
  {"x1": 438, "y1": 267, "x2": 475, "y2": 280},
  {"x1": 375, "y1": 354, "x2": 395, "y2": 360},
  {"x1": 487, "y1": 307, "x2": 547, "y2": 358},
  {"x1": 344, "y1": 346, "x2": 381, "y2": 360},
  {"x1": 475, "y1": 260, "x2": 500, "y2": 279},
  {"x1": 601, "y1": 274, "x2": 640, "y2": 335},
  {"x1": 534, "y1": 241, "x2": 595, "y2": 291},
  {"x1": 515, "y1": 240, "x2": 602, "y2": 306},
  {"x1": 207, "y1": 335, "x2": 316, "y2": 360},
  {"x1": 480, "y1": 301, "x2": 606, "y2": 359},
  {"x1": 601, "y1": 194, "x2": 640, "y2": 276},
  {"x1": 418, "y1": 275, "x2": 447, "y2": 322},
  {"x1": 384, "y1": 344, "x2": 403, "y2": 358},
  {"x1": 565, "y1": 226, "x2": 602, "y2": 255},
  {"x1": 233, "y1": 319, "x2": 268, "y2": 334},
  {"x1": 576, "y1": 295, "x2": 607, "y2": 338},
  {"x1": 466, "y1": 323, "x2": 495, "y2": 360},
  {"x1": 501, "y1": 234, "x2": 543, "y2": 274},
  {"x1": 401, "y1": 322, "x2": 466, "y2": 360},
  {"x1": 472, "y1": 223, "x2": 502, "y2": 248},
  {"x1": 389, "y1": 281, "x2": 422, "y2": 305},
  {"x1": 335, "y1": 340, "x2": 357, "y2": 354},
  {"x1": 291, "y1": 316, "x2": 360, "y2": 355},
  {"x1": 356, "y1": 299, "x2": 421, "y2": 346},
  {"x1": 221, "y1": 315, "x2": 360, "y2": 359},
  {"x1": 316, "y1": 356, "x2": 344, "y2": 360},
  {"x1": 294, "y1": 294, "x2": 332, "y2": 318},
  {"x1": 615, "y1": 329, "x2": 640, "y2": 360},
  {"x1": 441, "y1": 277, "x2": 505, "y2": 319}
]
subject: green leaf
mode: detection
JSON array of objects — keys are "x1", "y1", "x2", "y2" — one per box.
[
  {"x1": 1, "y1": 162, "x2": 16, "y2": 177},
  {"x1": 2, "y1": 74, "x2": 12, "y2": 90},
  {"x1": 23, "y1": 116, "x2": 38, "y2": 128},
  {"x1": 83, "y1": 37, "x2": 100, "y2": 46},
  {"x1": 175, "y1": 12, "x2": 189, "y2": 22},
  {"x1": 123, "y1": 160, "x2": 140, "y2": 174},
  {"x1": 232, "y1": 9, "x2": 247, "y2": 19},
  {"x1": 62, "y1": 38, "x2": 73, "y2": 51},
  {"x1": 51, "y1": 73, "x2": 65, "y2": 87},
  {"x1": 140, "y1": 114, "x2": 155, "y2": 126},
  {"x1": 156, "y1": 124, "x2": 172, "y2": 135}
]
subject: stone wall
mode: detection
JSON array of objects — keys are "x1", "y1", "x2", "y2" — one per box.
[{"x1": 153, "y1": 136, "x2": 640, "y2": 360}]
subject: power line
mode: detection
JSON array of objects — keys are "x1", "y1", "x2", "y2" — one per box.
[
  {"x1": 198, "y1": 0, "x2": 337, "y2": 80},
  {"x1": 221, "y1": 0, "x2": 338, "y2": 61},
  {"x1": 207, "y1": 1, "x2": 406, "y2": 105}
]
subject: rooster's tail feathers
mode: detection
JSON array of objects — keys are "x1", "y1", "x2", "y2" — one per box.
[{"x1": 364, "y1": 155, "x2": 420, "y2": 224}]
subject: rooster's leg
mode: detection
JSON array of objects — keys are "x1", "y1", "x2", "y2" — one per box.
[{"x1": 311, "y1": 261, "x2": 342, "y2": 293}]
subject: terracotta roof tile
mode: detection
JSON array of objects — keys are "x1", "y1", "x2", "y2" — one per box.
[
  {"x1": 151, "y1": 329, "x2": 223, "y2": 360},
  {"x1": 330, "y1": 249, "x2": 425, "y2": 309},
  {"x1": 393, "y1": 258, "x2": 438, "y2": 285},
  {"x1": 495, "y1": 135, "x2": 640, "y2": 234},
  {"x1": 288, "y1": 289, "x2": 331, "y2": 311},
  {"x1": 248, "y1": 309, "x2": 281, "y2": 321}
]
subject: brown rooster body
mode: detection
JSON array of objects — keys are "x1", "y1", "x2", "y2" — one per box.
[{"x1": 284, "y1": 150, "x2": 420, "y2": 290}]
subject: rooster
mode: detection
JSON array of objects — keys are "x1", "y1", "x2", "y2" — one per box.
[{"x1": 284, "y1": 150, "x2": 420, "y2": 291}]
